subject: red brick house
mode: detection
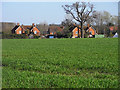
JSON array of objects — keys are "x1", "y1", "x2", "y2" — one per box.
[
  {"x1": 72, "y1": 26, "x2": 81, "y2": 38},
  {"x1": 11, "y1": 23, "x2": 24, "y2": 34},
  {"x1": 72, "y1": 24, "x2": 96, "y2": 38},
  {"x1": 11, "y1": 23, "x2": 40, "y2": 36},
  {"x1": 86, "y1": 26, "x2": 96, "y2": 38}
]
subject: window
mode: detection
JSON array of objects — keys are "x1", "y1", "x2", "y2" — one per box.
[
  {"x1": 90, "y1": 31, "x2": 92, "y2": 34},
  {"x1": 19, "y1": 31, "x2": 21, "y2": 34},
  {"x1": 34, "y1": 31, "x2": 37, "y2": 34},
  {"x1": 76, "y1": 31, "x2": 78, "y2": 34}
]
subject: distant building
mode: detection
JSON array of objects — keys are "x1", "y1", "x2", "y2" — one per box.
[
  {"x1": 109, "y1": 26, "x2": 118, "y2": 31},
  {"x1": 86, "y1": 26, "x2": 96, "y2": 38},
  {"x1": 72, "y1": 26, "x2": 81, "y2": 38},
  {"x1": 47, "y1": 25, "x2": 64, "y2": 38},
  {"x1": 48, "y1": 25, "x2": 64, "y2": 35},
  {"x1": 11, "y1": 23, "x2": 40, "y2": 36},
  {"x1": 72, "y1": 24, "x2": 96, "y2": 38}
]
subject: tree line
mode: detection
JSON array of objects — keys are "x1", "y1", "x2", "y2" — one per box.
[
  {"x1": 62, "y1": 2, "x2": 118, "y2": 38},
  {"x1": 1, "y1": 2, "x2": 118, "y2": 38}
]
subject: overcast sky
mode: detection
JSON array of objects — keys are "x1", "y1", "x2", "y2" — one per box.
[{"x1": 2, "y1": 2, "x2": 118, "y2": 25}]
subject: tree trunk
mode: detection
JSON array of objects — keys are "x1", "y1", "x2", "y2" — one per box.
[
  {"x1": 78, "y1": 27, "x2": 80, "y2": 38},
  {"x1": 81, "y1": 22, "x2": 83, "y2": 38},
  {"x1": 97, "y1": 27, "x2": 99, "y2": 34},
  {"x1": 82, "y1": 29, "x2": 84, "y2": 38},
  {"x1": 104, "y1": 28, "x2": 106, "y2": 37}
]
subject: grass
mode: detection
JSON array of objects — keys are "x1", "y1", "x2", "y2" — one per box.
[{"x1": 2, "y1": 38, "x2": 118, "y2": 88}]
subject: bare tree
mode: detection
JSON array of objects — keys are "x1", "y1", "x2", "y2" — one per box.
[
  {"x1": 61, "y1": 14, "x2": 74, "y2": 27},
  {"x1": 62, "y1": 2, "x2": 95, "y2": 38},
  {"x1": 61, "y1": 17, "x2": 75, "y2": 38},
  {"x1": 111, "y1": 15, "x2": 118, "y2": 25}
]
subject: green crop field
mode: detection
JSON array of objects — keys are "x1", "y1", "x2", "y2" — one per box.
[{"x1": 2, "y1": 38, "x2": 118, "y2": 88}]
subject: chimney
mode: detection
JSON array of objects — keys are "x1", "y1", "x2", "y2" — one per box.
[
  {"x1": 32, "y1": 23, "x2": 35, "y2": 27},
  {"x1": 17, "y1": 23, "x2": 20, "y2": 26}
]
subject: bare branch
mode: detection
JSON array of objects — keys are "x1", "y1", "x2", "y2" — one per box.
[
  {"x1": 62, "y1": 2, "x2": 94, "y2": 38},
  {"x1": 62, "y1": 5, "x2": 81, "y2": 22}
]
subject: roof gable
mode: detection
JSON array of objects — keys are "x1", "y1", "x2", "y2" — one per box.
[
  {"x1": 32, "y1": 27, "x2": 40, "y2": 32},
  {"x1": 11, "y1": 25, "x2": 20, "y2": 32},
  {"x1": 15, "y1": 26, "x2": 22, "y2": 31},
  {"x1": 22, "y1": 25, "x2": 33, "y2": 30},
  {"x1": 34, "y1": 26, "x2": 40, "y2": 31},
  {"x1": 72, "y1": 27, "x2": 78, "y2": 32},
  {"x1": 90, "y1": 26, "x2": 95, "y2": 31}
]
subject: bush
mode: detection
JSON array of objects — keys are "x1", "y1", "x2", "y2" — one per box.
[
  {"x1": 56, "y1": 31, "x2": 63, "y2": 38},
  {"x1": 33, "y1": 35, "x2": 40, "y2": 39},
  {"x1": 2, "y1": 34, "x2": 29, "y2": 39}
]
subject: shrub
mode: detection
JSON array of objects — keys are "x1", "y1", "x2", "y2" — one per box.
[{"x1": 2, "y1": 33, "x2": 29, "y2": 39}]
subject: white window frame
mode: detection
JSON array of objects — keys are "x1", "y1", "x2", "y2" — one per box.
[
  {"x1": 19, "y1": 31, "x2": 22, "y2": 34},
  {"x1": 34, "y1": 31, "x2": 37, "y2": 34},
  {"x1": 76, "y1": 31, "x2": 78, "y2": 34}
]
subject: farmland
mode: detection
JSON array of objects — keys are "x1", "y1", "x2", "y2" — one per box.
[{"x1": 2, "y1": 38, "x2": 118, "y2": 88}]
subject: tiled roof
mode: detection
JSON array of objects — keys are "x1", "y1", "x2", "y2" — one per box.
[
  {"x1": 11, "y1": 24, "x2": 40, "y2": 33},
  {"x1": 22, "y1": 25, "x2": 40, "y2": 31},
  {"x1": 22, "y1": 25, "x2": 33, "y2": 30},
  {"x1": 72, "y1": 26, "x2": 90, "y2": 31},
  {"x1": 11, "y1": 25, "x2": 19, "y2": 33},
  {"x1": 35, "y1": 26, "x2": 40, "y2": 31},
  {"x1": 48, "y1": 26, "x2": 63, "y2": 33}
]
